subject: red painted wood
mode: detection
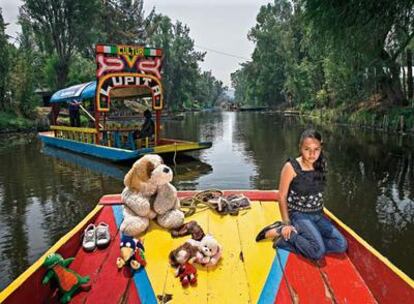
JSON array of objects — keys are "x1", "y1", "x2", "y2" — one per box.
[
  {"x1": 319, "y1": 254, "x2": 376, "y2": 303},
  {"x1": 274, "y1": 254, "x2": 331, "y2": 304},
  {"x1": 337, "y1": 226, "x2": 414, "y2": 303},
  {"x1": 2, "y1": 210, "x2": 101, "y2": 304},
  {"x1": 70, "y1": 207, "x2": 120, "y2": 303},
  {"x1": 99, "y1": 194, "x2": 122, "y2": 205},
  {"x1": 99, "y1": 190, "x2": 280, "y2": 206},
  {"x1": 73, "y1": 213, "x2": 140, "y2": 303}
]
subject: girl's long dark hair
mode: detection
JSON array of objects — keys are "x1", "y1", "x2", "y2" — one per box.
[{"x1": 299, "y1": 129, "x2": 327, "y2": 180}]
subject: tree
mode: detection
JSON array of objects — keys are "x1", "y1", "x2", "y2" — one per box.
[
  {"x1": 0, "y1": 8, "x2": 10, "y2": 110},
  {"x1": 148, "y1": 15, "x2": 206, "y2": 110},
  {"x1": 303, "y1": 0, "x2": 414, "y2": 105},
  {"x1": 100, "y1": 0, "x2": 156, "y2": 45},
  {"x1": 21, "y1": 0, "x2": 100, "y2": 89}
]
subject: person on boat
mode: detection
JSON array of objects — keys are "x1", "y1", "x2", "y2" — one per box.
[
  {"x1": 255, "y1": 129, "x2": 348, "y2": 260},
  {"x1": 68, "y1": 99, "x2": 81, "y2": 127},
  {"x1": 134, "y1": 109, "x2": 155, "y2": 139}
]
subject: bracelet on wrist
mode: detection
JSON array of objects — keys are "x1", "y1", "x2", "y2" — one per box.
[{"x1": 283, "y1": 220, "x2": 291, "y2": 225}]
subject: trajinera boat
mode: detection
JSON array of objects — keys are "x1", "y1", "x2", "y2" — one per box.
[
  {"x1": 38, "y1": 44, "x2": 212, "y2": 162},
  {"x1": 0, "y1": 190, "x2": 413, "y2": 303}
]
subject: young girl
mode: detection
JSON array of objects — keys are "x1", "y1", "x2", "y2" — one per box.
[{"x1": 256, "y1": 129, "x2": 347, "y2": 260}]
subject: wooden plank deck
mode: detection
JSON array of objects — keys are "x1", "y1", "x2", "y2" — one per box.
[{"x1": 67, "y1": 199, "x2": 376, "y2": 304}]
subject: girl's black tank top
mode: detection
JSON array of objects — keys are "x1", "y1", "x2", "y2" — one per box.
[{"x1": 286, "y1": 157, "x2": 325, "y2": 213}]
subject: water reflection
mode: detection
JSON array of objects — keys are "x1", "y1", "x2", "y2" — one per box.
[{"x1": 0, "y1": 137, "x2": 122, "y2": 290}]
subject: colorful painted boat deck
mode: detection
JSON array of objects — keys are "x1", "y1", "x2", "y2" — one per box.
[
  {"x1": 38, "y1": 131, "x2": 212, "y2": 162},
  {"x1": 1, "y1": 191, "x2": 413, "y2": 303}
]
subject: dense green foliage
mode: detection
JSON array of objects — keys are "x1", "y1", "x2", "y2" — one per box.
[
  {"x1": 148, "y1": 15, "x2": 225, "y2": 110},
  {"x1": 0, "y1": 1, "x2": 225, "y2": 130},
  {"x1": 232, "y1": 0, "x2": 414, "y2": 113}
]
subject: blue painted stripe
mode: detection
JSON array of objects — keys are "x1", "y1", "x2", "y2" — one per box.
[
  {"x1": 111, "y1": 205, "x2": 157, "y2": 304},
  {"x1": 257, "y1": 249, "x2": 290, "y2": 304},
  {"x1": 112, "y1": 205, "x2": 124, "y2": 227},
  {"x1": 132, "y1": 264, "x2": 157, "y2": 303}
]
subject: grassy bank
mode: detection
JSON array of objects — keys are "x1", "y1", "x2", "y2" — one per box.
[
  {"x1": 299, "y1": 103, "x2": 414, "y2": 134},
  {"x1": 0, "y1": 112, "x2": 37, "y2": 133}
]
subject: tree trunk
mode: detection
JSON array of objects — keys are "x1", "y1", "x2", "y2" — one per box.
[
  {"x1": 379, "y1": 50, "x2": 407, "y2": 106},
  {"x1": 56, "y1": 60, "x2": 69, "y2": 89},
  {"x1": 407, "y1": 49, "x2": 413, "y2": 100}
]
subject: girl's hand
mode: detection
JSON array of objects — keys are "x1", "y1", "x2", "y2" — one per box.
[{"x1": 281, "y1": 225, "x2": 297, "y2": 240}]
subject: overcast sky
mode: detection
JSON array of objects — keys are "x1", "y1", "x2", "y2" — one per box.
[{"x1": 0, "y1": 0, "x2": 270, "y2": 87}]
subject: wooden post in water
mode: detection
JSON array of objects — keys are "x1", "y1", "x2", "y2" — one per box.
[{"x1": 399, "y1": 115, "x2": 404, "y2": 133}]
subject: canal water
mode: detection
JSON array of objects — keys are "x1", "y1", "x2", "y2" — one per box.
[{"x1": 0, "y1": 111, "x2": 413, "y2": 290}]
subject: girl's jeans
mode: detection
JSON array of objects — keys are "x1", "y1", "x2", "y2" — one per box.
[{"x1": 276, "y1": 211, "x2": 348, "y2": 260}]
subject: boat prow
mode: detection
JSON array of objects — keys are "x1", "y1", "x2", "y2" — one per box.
[{"x1": 1, "y1": 190, "x2": 413, "y2": 303}]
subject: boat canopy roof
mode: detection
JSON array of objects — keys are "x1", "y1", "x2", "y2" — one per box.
[
  {"x1": 50, "y1": 81, "x2": 96, "y2": 103},
  {"x1": 50, "y1": 81, "x2": 154, "y2": 104}
]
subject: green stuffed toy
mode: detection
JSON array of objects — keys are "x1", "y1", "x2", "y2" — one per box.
[{"x1": 42, "y1": 253, "x2": 90, "y2": 303}]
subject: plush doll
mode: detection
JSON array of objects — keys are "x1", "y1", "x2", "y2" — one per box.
[
  {"x1": 188, "y1": 235, "x2": 223, "y2": 267},
  {"x1": 42, "y1": 253, "x2": 90, "y2": 304},
  {"x1": 176, "y1": 262, "x2": 197, "y2": 288},
  {"x1": 171, "y1": 220, "x2": 205, "y2": 241},
  {"x1": 120, "y1": 154, "x2": 184, "y2": 237},
  {"x1": 120, "y1": 154, "x2": 163, "y2": 237},
  {"x1": 169, "y1": 242, "x2": 199, "y2": 288},
  {"x1": 150, "y1": 163, "x2": 184, "y2": 230},
  {"x1": 116, "y1": 235, "x2": 146, "y2": 270}
]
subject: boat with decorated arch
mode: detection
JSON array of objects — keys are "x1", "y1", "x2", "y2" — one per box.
[{"x1": 38, "y1": 44, "x2": 212, "y2": 162}]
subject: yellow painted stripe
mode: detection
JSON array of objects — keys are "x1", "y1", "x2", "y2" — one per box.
[
  {"x1": 207, "y1": 210, "x2": 250, "y2": 303},
  {"x1": 164, "y1": 211, "x2": 209, "y2": 303},
  {"x1": 325, "y1": 208, "x2": 414, "y2": 288},
  {"x1": 50, "y1": 125, "x2": 98, "y2": 133},
  {"x1": 142, "y1": 221, "x2": 176, "y2": 301},
  {"x1": 238, "y1": 201, "x2": 280, "y2": 302},
  {"x1": 153, "y1": 143, "x2": 205, "y2": 154},
  {"x1": 0, "y1": 204, "x2": 103, "y2": 302}
]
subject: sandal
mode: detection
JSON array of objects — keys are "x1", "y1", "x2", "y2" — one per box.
[
  {"x1": 83, "y1": 223, "x2": 96, "y2": 251},
  {"x1": 96, "y1": 222, "x2": 111, "y2": 248},
  {"x1": 255, "y1": 221, "x2": 283, "y2": 242}
]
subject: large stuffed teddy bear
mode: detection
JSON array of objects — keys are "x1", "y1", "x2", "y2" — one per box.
[{"x1": 120, "y1": 154, "x2": 184, "y2": 237}]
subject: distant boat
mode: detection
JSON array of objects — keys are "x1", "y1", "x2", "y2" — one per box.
[
  {"x1": 239, "y1": 106, "x2": 268, "y2": 112},
  {"x1": 1, "y1": 190, "x2": 412, "y2": 303},
  {"x1": 39, "y1": 44, "x2": 212, "y2": 162}
]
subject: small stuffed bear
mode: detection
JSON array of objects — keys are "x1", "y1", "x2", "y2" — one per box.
[
  {"x1": 116, "y1": 235, "x2": 146, "y2": 271},
  {"x1": 120, "y1": 154, "x2": 184, "y2": 237},
  {"x1": 169, "y1": 242, "x2": 199, "y2": 288},
  {"x1": 188, "y1": 235, "x2": 222, "y2": 267},
  {"x1": 42, "y1": 253, "x2": 90, "y2": 304}
]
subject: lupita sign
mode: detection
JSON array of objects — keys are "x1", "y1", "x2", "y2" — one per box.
[{"x1": 95, "y1": 44, "x2": 163, "y2": 111}]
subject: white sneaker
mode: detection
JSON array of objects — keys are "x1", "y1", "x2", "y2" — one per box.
[
  {"x1": 82, "y1": 224, "x2": 96, "y2": 251},
  {"x1": 96, "y1": 222, "x2": 110, "y2": 248}
]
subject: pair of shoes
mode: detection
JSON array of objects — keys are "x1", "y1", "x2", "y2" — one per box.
[
  {"x1": 82, "y1": 222, "x2": 111, "y2": 251},
  {"x1": 255, "y1": 221, "x2": 283, "y2": 242}
]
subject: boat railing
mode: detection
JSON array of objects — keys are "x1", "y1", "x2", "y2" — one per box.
[
  {"x1": 50, "y1": 125, "x2": 156, "y2": 150},
  {"x1": 50, "y1": 125, "x2": 98, "y2": 144}
]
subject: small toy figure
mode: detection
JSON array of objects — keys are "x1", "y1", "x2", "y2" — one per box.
[
  {"x1": 176, "y1": 262, "x2": 197, "y2": 287},
  {"x1": 42, "y1": 253, "x2": 90, "y2": 304},
  {"x1": 116, "y1": 234, "x2": 147, "y2": 270},
  {"x1": 169, "y1": 242, "x2": 199, "y2": 288}
]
